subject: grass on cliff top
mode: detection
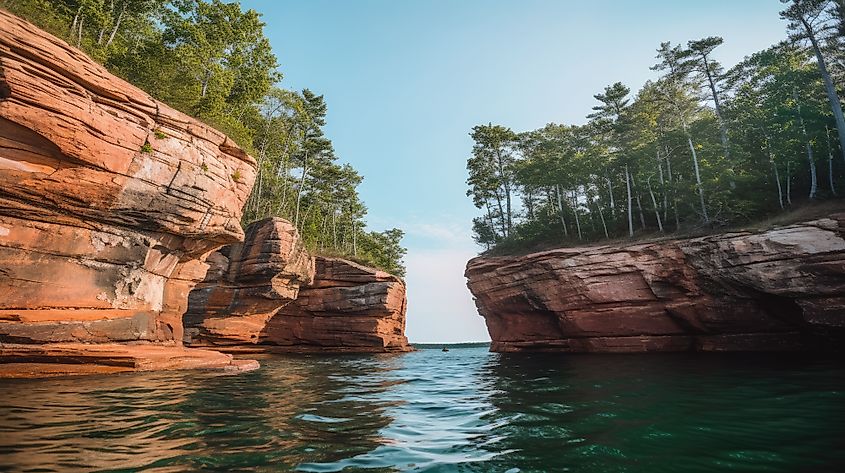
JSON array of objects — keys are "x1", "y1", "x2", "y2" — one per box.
[{"x1": 485, "y1": 199, "x2": 845, "y2": 257}]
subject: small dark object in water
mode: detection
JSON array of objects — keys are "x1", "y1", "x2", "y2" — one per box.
[{"x1": 442, "y1": 347, "x2": 449, "y2": 352}]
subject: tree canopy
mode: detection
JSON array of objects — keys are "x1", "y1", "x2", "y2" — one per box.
[{"x1": 467, "y1": 0, "x2": 845, "y2": 253}]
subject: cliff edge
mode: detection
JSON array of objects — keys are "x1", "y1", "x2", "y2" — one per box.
[
  {"x1": 184, "y1": 218, "x2": 411, "y2": 353},
  {"x1": 466, "y1": 214, "x2": 845, "y2": 352},
  {"x1": 0, "y1": 10, "x2": 258, "y2": 376}
]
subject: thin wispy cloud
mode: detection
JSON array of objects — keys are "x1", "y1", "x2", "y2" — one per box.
[
  {"x1": 367, "y1": 215, "x2": 476, "y2": 249},
  {"x1": 403, "y1": 221, "x2": 470, "y2": 245}
]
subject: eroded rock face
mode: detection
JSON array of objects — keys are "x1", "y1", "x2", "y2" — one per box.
[
  {"x1": 183, "y1": 218, "x2": 410, "y2": 352},
  {"x1": 266, "y1": 257, "x2": 410, "y2": 352},
  {"x1": 466, "y1": 215, "x2": 845, "y2": 352},
  {"x1": 0, "y1": 11, "x2": 257, "y2": 374},
  {"x1": 184, "y1": 218, "x2": 315, "y2": 346}
]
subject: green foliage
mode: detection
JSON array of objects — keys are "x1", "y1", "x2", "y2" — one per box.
[
  {"x1": 465, "y1": 124, "x2": 519, "y2": 247},
  {"x1": 4, "y1": 0, "x2": 406, "y2": 276},
  {"x1": 467, "y1": 3, "x2": 845, "y2": 253},
  {"x1": 356, "y1": 228, "x2": 407, "y2": 277}
]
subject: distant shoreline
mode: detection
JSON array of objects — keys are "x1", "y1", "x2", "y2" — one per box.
[{"x1": 411, "y1": 342, "x2": 491, "y2": 349}]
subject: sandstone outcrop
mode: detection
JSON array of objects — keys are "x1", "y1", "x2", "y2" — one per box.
[
  {"x1": 466, "y1": 215, "x2": 845, "y2": 352},
  {"x1": 184, "y1": 218, "x2": 315, "y2": 346},
  {"x1": 266, "y1": 257, "x2": 410, "y2": 352},
  {"x1": 184, "y1": 218, "x2": 410, "y2": 353},
  {"x1": 0, "y1": 10, "x2": 258, "y2": 375},
  {"x1": 0, "y1": 343, "x2": 259, "y2": 378}
]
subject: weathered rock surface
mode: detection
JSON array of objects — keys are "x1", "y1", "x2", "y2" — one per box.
[
  {"x1": 184, "y1": 218, "x2": 410, "y2": 352},
  {"x1": 466, "y1": 215, "x2": 845, "y2": 352},
  {"x1": 0, "y1": 343, "x2": 259, "y2": 378},
  {"x1": 0, "y1": 11, "x2": 257, "y2": 375},
  {"x1": 267, "y1": 257, "x2": 410, "y2": 352},
  {"x1": 184, "y1": 218, "x2": 315, "y2": 345}
]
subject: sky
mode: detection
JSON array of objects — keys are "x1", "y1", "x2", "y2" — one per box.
[{"x1": 241, "y1": 0, "x2": 790, "y2": 343}]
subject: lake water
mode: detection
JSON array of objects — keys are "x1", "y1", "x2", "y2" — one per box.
[{"x1": 0, "y1": 346, "x2": 843, "y2": 472}]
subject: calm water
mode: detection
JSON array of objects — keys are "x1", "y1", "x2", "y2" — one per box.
[{"x1": 0, "y1": 347, "x2": 843, "y2": 472}]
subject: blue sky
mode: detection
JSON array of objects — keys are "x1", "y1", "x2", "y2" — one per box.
[{"x1": 241, "y1": 0, "x2": 789, "y2": 342}]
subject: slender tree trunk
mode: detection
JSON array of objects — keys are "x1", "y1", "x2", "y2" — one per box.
[
  {"x1": 827, "y1": 126, "x2": 838, "y2": 196},
  {"x1": 485, "y1": 202, "x2": 500, "y2": 242},
  {"x1": 795, "y1": 88, "x2": 818, "y2": 199},
  {"x1": 702, "y1": 53, "x2": 731, "y2": 161},
  {"x1": 294, "y1": 151, "x2": 308, "y2": 228},
  {"x1": 504, "y1": 183, "x2": 513, "y2": 235},
  {"x1": 71, "y1": 8, "x2": 81, "y2": 36},
  {"x1": 657, "y1": 149, "x2": 668, "y2": 223},
  {"x1": 332, "y1": 207, "x2": 338, "y2": 248},
  {"x1": 765, "y1": 135, "x2": 785, "y2": 209},
  {"x1": 631, "y1": 174, "x2": 646, "y2": 230},
  {"x1": 605, "y1": 172, "x2": 616, "y2": 215},
  {"x1": 571, "y1": 190, "x2": 582, "y2": 240},
  {"x1": 278, "y1": 156, "x2": 290, "y2": 214},
  {"x1": 625, "y1": 164, "x2": 633, "y2": 237},
  {"x1": 200, "y1": 69, "x2": 212, "y2": 98},
  {"x1": 495, "y1": 149, "x2": 513, "y2": 235},
  {"x1": 555, "y1": 184, "x2": 569, "y2": 237},
  {"x1": 352, "y1": 219, "x2": 358, "y2": 256},
  {"x1": 647, "y1": 175, "x2": 664, "y2": 232},
  {"x1": 786, "y1": 161, "x2": 793, "y2": 206},
  {"x1": 801, "y1": 14, "x2": 845, "y2": 165},
  {"x1": 276, "y1": 123, "x2": 298, "y2": 176},
  {"x1": 319, "y1": 211, "x2": 328, "y2": 251},
  {"x1": 525, "y1": 188, "x2": 535, "y2": 220},
  {"x1": 596, "y1": 194, "x2": 609, "y2": 239},
  {"x1": 77, "y1": 15, "x2": 84, "y2": 47},
  {"x1": 665, "y1": 148, "x2": 679, "y2": 231},
  {"x1": 254, "y1": 166, "x2": 263, "y2": 216},
  {"x1": 104, "y1": 7, "x2": 126, "y2": 49},
  {"x1": 637, "y1": 195, "x2": 646, "y2": 229},
  {"x1": 251, "y1": 137, "x2": 271, "y2": 215},
  {"x1": 805, "y1": 143, "x2": 818, "y2": 199},
  {"x1": 493, "y1": 190, "x2": 507, "y2": 238},
  {"x1": 684, "y1": 120, "x2": 709, "y2": 224}
]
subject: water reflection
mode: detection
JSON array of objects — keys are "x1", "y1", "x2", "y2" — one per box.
[
  {"x1": 298, "y1": 349, "x2": 504, "y2": 472},
  {"x1": 0, "y1": 350, "x2": 843, "y2": 472},
  {"x1": 482, "y1": 353, "x2": 845, "y2": 473},
  {"x1": 0, "y1": 355, "x2": 398, "y2": 472}
]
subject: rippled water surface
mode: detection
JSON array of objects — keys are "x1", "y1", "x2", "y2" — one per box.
[{"x1": 1, "y1": 347, "x2": 844, "y2": 472}]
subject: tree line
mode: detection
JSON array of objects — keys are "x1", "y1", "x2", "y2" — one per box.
[
  {"x1": 467, "y1": 0, "x2": 845, "y2": 252},
  {"x1": 2, "y1": 0, "x2": 406, "y2": 275}
]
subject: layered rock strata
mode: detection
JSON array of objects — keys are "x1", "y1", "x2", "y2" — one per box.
[
  {"x1": 0, "y1": 11, "x2": 258, "y2": 375},
  {"x1": 466, "y1": 215, "x2": 845, "y2": 352},
  {"x1": 184, "y1": 218, "x2": 410, "y2": 352},
  {"x1": 184, "y1": 218, "x2": 315, "y2": 346},
  {"x1": 267, "y1": 257, "x2": 410, "y2": 352}
]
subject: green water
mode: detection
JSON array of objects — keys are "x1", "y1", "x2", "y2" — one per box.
[{"x1": 0, "y1": 347, "x2": 843, "y2": 472}]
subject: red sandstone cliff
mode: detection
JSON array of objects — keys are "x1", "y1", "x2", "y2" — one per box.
[
  {"x1": 184, "y1": 218, "x2": 315, "y2": 346},
  {"x1": 0, "y1": 10, "x2": 258, "y2": 376},
  {"x1": 466, "y1": 215, "x2": 845, "y2": 352},
  {"x1": 267, "y1": 256, "x2": 410, "y2": 352},
  {"x1": 184, "y1": 218, "x2": 410, "y2": 353}
]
